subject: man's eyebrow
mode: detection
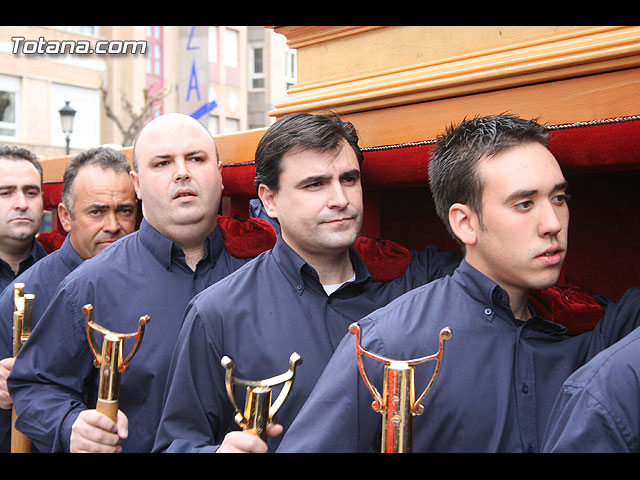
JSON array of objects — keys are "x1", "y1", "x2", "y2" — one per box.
[
  {"x1": 151, "y1": 150, "x2": 209, "y2": 161},
  {"x1": 185, "y1": 150, "x2": 209, "y2": 157},
  {"x1": 504, "y1": 189, "x2": 537, "y2": 204},
  {"x1": 295, "y1": 169, "x2": 361, "y2": 188},
  {"x1": 504, "y1": 182, "x2": 569, "y2": 204},
  {"x1": 0, "y1": 184, "x2": 41, "y2": 191},
  {"x1": 150, "y1": 153, "x2": 170, "y2": 162},
  {"x1": 84, "y1": 201, "x2": 137, "y2": 210},
  {"x1": 84, "y1": 203, "x2": 108, "y2": 210},
  {"x1": 117, "y1": 202, "x2": 137, "y2": 209},
  {"x1": 340, "y1": 169, "x2": 361, "y2": 180},
  {"x1": 296, "y1": 174, "x2": 331, "y2": 188}
]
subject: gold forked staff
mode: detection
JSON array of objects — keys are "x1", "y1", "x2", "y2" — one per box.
[
  {"x1": 350, "y1": 322, "x2": 452, "y2": 453},
  {"x1": 221, "y1": 352, "x2": 302, "y2": 441},
  {"x1": 84, "y1": 304, "x2": 150, "y2": 422},
  {"x1": 11, "y1": 283, "x2": 34, "y2": 453}
]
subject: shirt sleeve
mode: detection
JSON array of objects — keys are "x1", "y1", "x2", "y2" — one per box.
[
  {"x1": 0, "y1": 284, "x2": 14, "y2": 362},
  {"x1": 408, "y1": 245, "x2": 461, "y2": 285},
  {"x1": 276, "y1": 324, "x2": 382, "y2": 453},
  {"x1": 544, "y1": 323, "x2": 640, "y2": 453},
  {"x1": 153, "y1": 301, "x2": 231, "y2": 453},
  {"x1": 543, "y1": 383, "x2": 634, "y2": 452},
  {"x1": 0, "y1": 285, "x2": 15, "y2": 452},
  {"x1": 587, "y1": 287, "x2": 640, "y2": 355}
]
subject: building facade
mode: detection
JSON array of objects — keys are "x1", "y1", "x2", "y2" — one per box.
[{"x1": 0, "y1": 25, "x2": 295, "y2": 158}]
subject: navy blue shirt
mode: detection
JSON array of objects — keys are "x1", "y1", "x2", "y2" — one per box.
[
  {"x1": 543, "y1": 288, "x2": 640, "y2": 453},
  {"x1": 8, "y1": 219, "x2": 251, "y2": 453},
  {"x1": 0, "y1": 235, "x2": 83, "y2": 452},
  {"x1": 152, "y1": 236, "x2": 460, "y2": 452},
  {"x1": 0, "y1": 238, "x2": 48, "y2": 294},
  {"x1": 277, "y1": 260, "x2": 640, "y2": 453}
]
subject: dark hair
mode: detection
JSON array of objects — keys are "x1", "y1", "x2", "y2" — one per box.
[
  {"x1": 254, "y1": 112, "x2": 363, "y2": 192},
  {"x1": 0, "y1": 145, "x2": 43, "y2": 183},
  {"x1": 428, "y1": 114, "x2": 549, "y2": 244},
  {"x1": 62, "y1": 146, "x2": 132, "y2": 215}
]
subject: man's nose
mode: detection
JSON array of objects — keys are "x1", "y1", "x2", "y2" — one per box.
[
  {"x1": 538, "y1": 201, "x2": 564, "y2": 237},
  {"x1": 327, "y1": 181, "x2": 349, "y2": 209},
  {"x1": 173, "y1": 158, "x2": 191, "y2": 181}
]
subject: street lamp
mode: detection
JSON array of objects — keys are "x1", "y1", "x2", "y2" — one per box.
[{"x1": 58, "y1": 100, "x2": 76, "y2": 155}]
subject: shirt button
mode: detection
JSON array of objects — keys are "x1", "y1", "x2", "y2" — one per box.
[
  {"x1": 522, "y1": 383, "x2": 529, "y2": 394},
  {"x1": 484, "y1": 308, "x2": 492, "y2": 315}
]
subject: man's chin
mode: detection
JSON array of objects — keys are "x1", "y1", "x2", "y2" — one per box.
[
  {"x1": 529, "y1": 269, "x2": 563, "y2": 291},
  {"x1": 323, "y1": 230, "x2": 360, "y2": 251},
  {"x1": 11, "y1": 228, "x2": 39, "y2": 242},
  {"x1": 96, "y1": 240, "x2": 114, "y2": 250}
]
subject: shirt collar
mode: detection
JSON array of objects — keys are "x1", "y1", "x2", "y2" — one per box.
[
  {"x1": 454, "y1": 259, "x2": 567, "y2": 333},
  {"x1": 138, "y1": 218, "x2": 223, "y2": 271},
  {"x1": 30, "y1": 238, "x2": 48, "y2": 262},
  {"x1": 272, "y1": 236, "x2": 371, "y2": 295},
  {"x1": 0, "y1": 238, "x2": 48, "y2": 276},
  {"x1": 454, "y1": 259, "x2": 522, "y2": 327},
  {"x1": 453, "y1": 259, "x2": 504, "y2": 308},
  {"x1": 58, "y1": 235, "x2": 86, "y2": 272}
]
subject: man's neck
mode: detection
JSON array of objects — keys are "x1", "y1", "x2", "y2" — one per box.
[
  {"x1": 174, "y1": 232, "x2": 210, "y2": 272},
  {"x1": 305, "y1": 249, "x2": 355, "y2": 286},
  {"x1": 155, "y1": 220, "x2": 216, "y2": 272},
  {"x1": 464, "y1": 256, "x2": 531, "y2": 322},
  {"x1": 181, "y1": 244, "x2": 206, "y2": 271},
  {"x1": 510, "y1": 295, "x2": 532, "y2": 323},
  {"x1": 0, "y1": 239, "x2": 33, "y2": 274}
]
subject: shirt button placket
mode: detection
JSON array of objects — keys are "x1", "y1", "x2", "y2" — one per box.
[{"x1": 515, "y1": 333, "x2": 537, "y2": 453}]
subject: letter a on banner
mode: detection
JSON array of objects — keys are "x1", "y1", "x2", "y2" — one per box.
[
  {"x1": 179, "y1": 26, "x2": 209, "y2": 119},
  {"x1": 187, "y1": 60, "x2": 200, "y2": 102}
]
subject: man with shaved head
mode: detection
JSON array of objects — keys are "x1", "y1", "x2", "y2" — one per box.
[{"x1": 8, "y1": 114, "x2": 261, "y2": 453}]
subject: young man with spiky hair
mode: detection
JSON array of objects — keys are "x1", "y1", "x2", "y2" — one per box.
[{"x1": 276, "y1": 114, "x2": 640, "y2": 453}]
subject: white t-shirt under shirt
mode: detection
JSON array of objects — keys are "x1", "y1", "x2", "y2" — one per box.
[{"x1": 322, "y1": 274, "x2": 356, "y2": 295}]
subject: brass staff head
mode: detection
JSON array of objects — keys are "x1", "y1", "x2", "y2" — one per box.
[
  {"x1": 84, "y1": 304, "x2": 150, "y2": 401},
  {"x1": 221, "y1": 352, "x2": 302, "y2": 440},
  {"x1": 350, "y1": 322, "x2": 451, "y2": 416},
  {"x1": 349, "y1": 322, "x2": 452, "y2": 453},
  {"x1": 13, "y1": 283, "x2": 34, "y2": 356}
]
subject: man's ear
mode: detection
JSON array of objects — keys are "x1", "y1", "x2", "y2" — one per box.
[
  {"x1": 57, "y1": 202, "x2": 72, "y2": 234},
  {"x1": 130, "y1": 170, "x2": 142, "y2": 201},
  {"x1": 258, "y1": 184, "x2": 277, "y2": 219},
  {"x1": 448, "y1": 202, "x2": 477, "y2": 246},
  {"x1": 218, "y1": 161, "x2": 224, "y2": 193}
]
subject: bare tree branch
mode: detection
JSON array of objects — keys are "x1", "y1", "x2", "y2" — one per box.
[{"x1": 100, "y1": 82, "x2": 171, "y2": 146}]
